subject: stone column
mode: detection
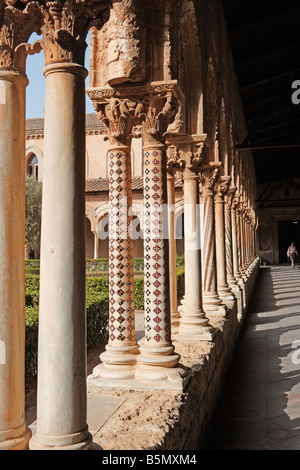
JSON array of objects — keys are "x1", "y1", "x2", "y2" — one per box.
[
  {"x1": 225, "y1": 187, "x2": 243, "y2": 315},
  {"x1": 167, "y1": 172, "x2": 180, "y2": 334},
  {"x1": 214, "y1": 177, "x2": 235, "y2": 304},
  {"x1": 0, "y1": 69, "x2": 31, "y2": 450},
  {"x1": 199, "y1": 168, "x2": 227, "y2": 316},
  {"x1": 93, "y1": 231, "x2": 99, "y2": 259},
  {"x1": 179, "y1": 164, "x2": 214, "y2": 340},
  {"x1": 90, "y1": 99, "x2": 139, "y2": 383},
  {"x1": 30, "y1": 61, "x2": 93, "y2": 450},
  {"x1": 136, "y1": 94, "x2": 186, "y2": 386}
]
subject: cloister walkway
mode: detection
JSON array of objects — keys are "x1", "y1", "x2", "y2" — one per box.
[{"x1": 206, "y1": 265, "x2": 300, "y2": 450}]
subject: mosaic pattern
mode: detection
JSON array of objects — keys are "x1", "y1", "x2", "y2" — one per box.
[
  {"x1": 108, "y1": 149, "x2": 135, "y2": 345},
  {"x1": 143, "y1": 149, "x2": 171, "y2": 344}
]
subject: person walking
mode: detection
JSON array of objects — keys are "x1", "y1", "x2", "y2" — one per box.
[{"x1": 287, "y1": 242, "x2": 298, "y2": 267}]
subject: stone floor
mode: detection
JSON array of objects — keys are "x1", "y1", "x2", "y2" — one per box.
[{"x1": 206, "y1": 264, "x2": 300, "y2": 450}]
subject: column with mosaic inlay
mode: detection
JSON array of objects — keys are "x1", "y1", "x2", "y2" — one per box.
[
  {"x1": 90, "y1": 98, "x2": 139, "y2": 383},
  {"x1": 136, "y1": 93, "x2": 186, "y2": 385},
  {"x1": 199, "y1": 167, "x2": 227, "y2": 316}
]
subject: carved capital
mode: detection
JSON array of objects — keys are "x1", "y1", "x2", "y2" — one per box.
[
  {"x1": 199, "y1": 167, "x2": 219, "y2": 197},
  {"x1": 225, "y1": 185, "x2": 237, "y2": 208},
  {"x1": 166, "y1": 134, "x2": 209, "y2": 175},
  {"x1": 38, "y1": 0, "x2": 110, "y2": 66},
  {"x1": 0, "y1": 1, "x2": 41, "y2": 72},
  {"x1": 214, "y1": 176, "x2": 231, "y2": 203},
  {"x1": 97, "y1": 97, "x2": 144, "y2": 146},
  {"x1": 87, "y1": 80, "x2": 186, "y2": 136}
]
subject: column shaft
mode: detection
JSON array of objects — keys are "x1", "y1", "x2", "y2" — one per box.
[
  {"x1": 179, "y1": 174, "x2": 213, "y2": 339},
  {"x1": 137, "y1": 144, "x2": 184, "y2": 381},
  {"x1": 167, "y1": 174, "x2": 180, "y2": 333},
  {"x1": 201, "y1": 185, "x2": 226, "y2": 316},
  {"x1": 214, "y1": 194, "x2": 234, "y2": 302},
  {"x1": 0, "y1": 70, "x2": 31, "y2": 450},
  {"x1": 30, "y1": 63, "x2": 91, "y2": 450},
  {"x1": 95, "y1": 145, "x2": 139, "y2": 380}
]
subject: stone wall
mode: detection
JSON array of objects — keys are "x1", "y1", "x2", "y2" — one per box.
[{"x1": 91, "y1": 261, "x2": 260, "y2": 450}]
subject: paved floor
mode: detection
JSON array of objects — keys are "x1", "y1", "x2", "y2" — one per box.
[
  {"x1": 26, "y1": 311, "x2": 145, "y2": 438},
  {"x1": 206, "y1": 265, "x2": 300, "y2": 450}
]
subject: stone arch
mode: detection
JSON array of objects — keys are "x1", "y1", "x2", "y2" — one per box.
[
  {"x1": 175, "y1": 200, "x2": 184, "y2": 256},
  {"x1": 25, "y1": 146, "x2": 44, "y2": 182}
]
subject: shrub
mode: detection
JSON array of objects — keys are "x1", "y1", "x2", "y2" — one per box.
[{"x1": 25, "y1": 306, "x2": 39, "y2": 385}]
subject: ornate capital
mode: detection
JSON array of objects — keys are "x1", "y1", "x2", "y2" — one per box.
[
  {"x1": 166, "y1": 134, "x2": 209, "y2": 176},
  {"x1": 214, "y1": 176, "x2": 231, "y2": 203},
  {"x1": 0, "y1": 0, "x2": 110, "y2": 71},
  {"x1": 0, "y1": 1, "x2": 41, "y2": 72},
  {"x1": 97, "y1": 97, "x2": 144, "y2": 146},
  {"x1": 87, "y1": 80, "x2": 186, "y2": 136},
  {"x1": 199, "y1": 166, "x2": 219, "y2": 197},
  {"x1": 38, "y1": 0, "x2": 110, "y2": 66},
  {"x1": 225, "y1": 185, "x2": 237, "y2": 208}
]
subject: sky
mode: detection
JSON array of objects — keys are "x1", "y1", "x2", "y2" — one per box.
[{"x1": 26, "y1": 31, "x2": 95, "y2": 119}]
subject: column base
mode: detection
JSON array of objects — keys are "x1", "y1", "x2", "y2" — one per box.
[
  {"x1": 0, "y1": 425, "x2": 31, "y2": 450},
  {"x1": 171, "y1": 310, "x2": 181, "y2": 335},
  {"x1": 88, "y1": 365, "x2": 190, "y2": 392},
  {"x1": 203, "y1": 292, "x2": 227, "y2": 316},
  {"x1": 177, "y1": 311, "x2": 215, "y2": 340},
  {"x1": 29, "y1": 432, "x2": 93, "y2": 450},
  {"x1": 95, "y1": 343, "x2": 140, "y2": 380}
]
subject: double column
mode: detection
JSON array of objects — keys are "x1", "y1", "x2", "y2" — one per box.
[
  {"x1": 91, "y1": 101, "x2": 139, "y2": 383},
  {"x1": 214, "y1": 176, "x2": 235, "y2": 304},
  {"x1": 0, "y1": 69, "x2": 31, "y2": 450},
  {"x1": 199, "y1": 167, "x2": 227, "y2": 316},
  {"x1": 166, "y1": 137, "x2": 214, "y2": 340}
]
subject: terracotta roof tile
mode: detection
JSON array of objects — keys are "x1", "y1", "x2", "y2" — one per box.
[
  {"x1": 26, "y1": 113, "x2": 105, "y2": 135},
  {"x1": 85, "y1": 175, "x2": 183, "y2": 192}
]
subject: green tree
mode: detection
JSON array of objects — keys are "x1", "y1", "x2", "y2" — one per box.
[{"x1": 25, "y1": 174, "x2": 42, "y2": 255}]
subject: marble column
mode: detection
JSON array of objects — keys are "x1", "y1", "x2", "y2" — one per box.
[
  {"x1": 92, "y1": 140, "x2": 139, "y2": 381},
  {"x1": 136, "y1": 141, "x2": 186, "y2": 383},
  {"x1": 200, "y1": 168, "x2": 227, "y2": 316},
  {"x1": 93, "y1": 231, "x2": 99, "y2": 259},
  {"x1": 29, "y1": 62, "x2": 92, "y2": 450},
  {"x1": 178, "y1": 167, "x2": 214, "y2": 339},
  {"x1": 167, "y1": 173, "x2": 180, "y2": 334},
  {"x1": 0, "y1": 69, "x2": 31, "y2": 450},
  {"x1": 214, "y1": 177, "x2": 235, "y2": 303},
  {"x1": 224, "y1": 187, "x2": 243, "y2": 314}
]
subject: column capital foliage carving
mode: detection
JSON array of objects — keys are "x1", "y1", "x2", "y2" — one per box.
[
  {"x1": 0, "y1": 0, "x2": 111, "y2": 70},
  {"x1": 88, "y1": 80, "x2": 186, "y2": 137},
  {"x1": 97, "y1": 97, "x2": 144, "y2": 146},
  {"x1": 214, "y1": 175, "x2": 231, "y2": 202},
  {"x1": 225, "y1": 185, "x2": 237, "y2": 208},
  {"x1": 166, "y1": 137, "x2": 208, "y2": 176},
  {"x1": 199, "y1": 166, "x2": 219, "y2": 196},
  {"x1": 0, "y1": 1, "x2": 41, "y2": 71}
]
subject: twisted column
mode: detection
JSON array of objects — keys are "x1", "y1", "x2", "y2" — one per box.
[{"x1": 199, "y1": 168, "x2": 227, "y2": 316}]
